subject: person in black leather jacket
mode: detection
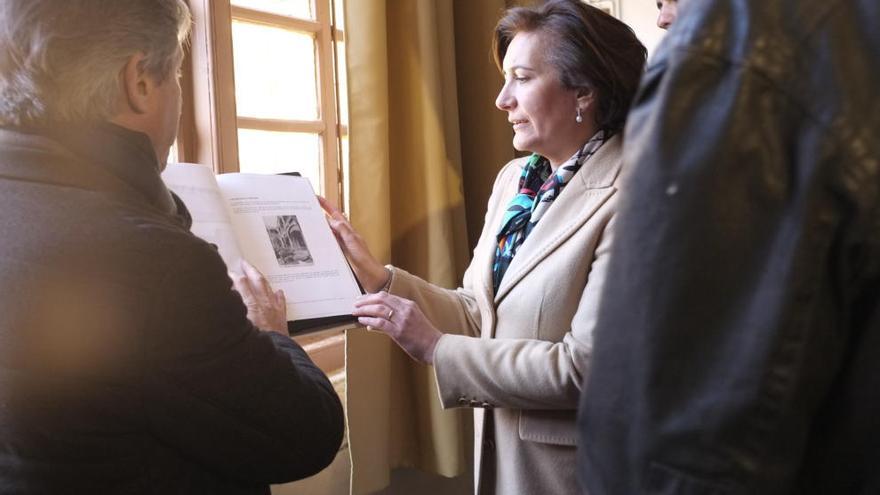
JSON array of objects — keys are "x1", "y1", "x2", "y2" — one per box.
[{"x1": 578, "y1": 0, "x2": 880, "y2": 493}]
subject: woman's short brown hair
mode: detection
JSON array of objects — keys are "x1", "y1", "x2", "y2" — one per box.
[{"x1": 493, "y1": 0, "x2": 647, "y2": 136}]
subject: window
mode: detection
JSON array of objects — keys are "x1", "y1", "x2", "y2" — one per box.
[
  {"x1": 179, "y1": 0, "x2": 349, "y2": 376},
  {"x1": 181, "y1": 0, "x2": 348, "y2": 206}
]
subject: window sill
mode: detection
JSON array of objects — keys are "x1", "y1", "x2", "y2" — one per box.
[{"x1": 293, "y1": 325, "x2": 349, "y2": 375}]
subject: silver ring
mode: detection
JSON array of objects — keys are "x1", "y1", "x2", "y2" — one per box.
[{"x1": 387, "y1": 309, "x2": 395, "y2": 321}]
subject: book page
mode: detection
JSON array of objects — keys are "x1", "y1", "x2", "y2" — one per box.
[
  {"x1": 161, "y1": 163, "x2": 245, "y2": 268},
  {"x1": 216, "y1": 173, "x2": 361, "y2": 321}
]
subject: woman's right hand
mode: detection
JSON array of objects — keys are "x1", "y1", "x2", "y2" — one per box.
[{"x1": 318, "y1": 196, "x2": 391, "y2": 293}]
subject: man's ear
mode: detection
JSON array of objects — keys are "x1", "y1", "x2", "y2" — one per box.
[{"x1": 119, "y1": 52, "x2": 152, "y2": 115}]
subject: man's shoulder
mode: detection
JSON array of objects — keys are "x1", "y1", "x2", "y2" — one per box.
[
  {"x1": 0, "y1": 131, "x2": 207, "y2": 263},
  {"x1": 0, "y1": 167, "x2": 221, "y2": 293},
  {"x1": 90, "y1": 201, "x2": 223, "y2": 283}
]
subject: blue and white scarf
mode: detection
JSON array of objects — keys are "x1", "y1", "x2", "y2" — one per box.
[{"x1": 492, "y1": 131, "x2": 606, "y2": 294}]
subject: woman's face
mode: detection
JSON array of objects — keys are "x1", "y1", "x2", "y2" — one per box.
[{"x1": 495, "y1": 31, "x2": 594, "y2": 167}]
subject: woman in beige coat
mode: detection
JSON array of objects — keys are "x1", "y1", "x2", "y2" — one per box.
[{"x1": 323, "y1": 1, "x2": 645, "y2": 493}]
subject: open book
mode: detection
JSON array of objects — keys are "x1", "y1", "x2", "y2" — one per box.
[{"x1": 161, "y1": 163, "x2": 361, "y2": 333}]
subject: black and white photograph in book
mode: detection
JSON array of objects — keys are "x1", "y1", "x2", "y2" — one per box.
[{"x1": 263, "y1": 215, "x2": 314, "y2": 266}]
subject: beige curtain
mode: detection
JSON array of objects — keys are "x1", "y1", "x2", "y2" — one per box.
[
  {"x1": 343, "y1": 0, "x2": 472, "y2": 493},
  {"x1": 452, "y1": 0, "x2": 515, "y2": 250}
]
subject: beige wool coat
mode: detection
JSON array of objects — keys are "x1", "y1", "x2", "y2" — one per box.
[{"x1": 387, "y1": 135, "x2": 624, "y2": 494}]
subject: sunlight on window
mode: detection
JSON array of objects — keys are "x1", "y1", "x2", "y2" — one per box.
[
  {"x1": 237, "y1": 129, "x2": 321, "y2": 187},
  {"x1": 340, "y1": 133, "x2": 349, "y2": 210},
  {"x1": 333, "y1": 0, "x2": 344, "y2": 30},
  {"x1": 335, "y1": 39, "x2": 348, "y2": 126},
  {"x1": 168, "y1": 140, "x2": 179, "y2": 164},
  {"x1": 231, "y1": 0, "x2": 314, "y2": 20},
  {"x1": 232, "y1": 21, "x2": 319, "y2": 121}
]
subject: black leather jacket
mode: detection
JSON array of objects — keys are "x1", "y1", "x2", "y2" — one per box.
[{"x1": 579, "y1": 0, "x2": 880, "y2": 493}]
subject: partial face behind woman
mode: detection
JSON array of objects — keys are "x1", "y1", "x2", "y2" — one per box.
[
  {"x1": 495, "y1": 31, "x2": 595, "y2": 168},
  {"x1": 656, "y1": 0, "x2": 678, "y2": 29}
]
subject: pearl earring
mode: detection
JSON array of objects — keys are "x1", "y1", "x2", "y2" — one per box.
[{"x1": 576, "y1": 107, "x2": 583, "y2": 123}]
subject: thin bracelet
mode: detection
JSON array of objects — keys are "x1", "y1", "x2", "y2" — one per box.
[{"x1": 377, "y1": 268, "x2": 393, "y2": 293}]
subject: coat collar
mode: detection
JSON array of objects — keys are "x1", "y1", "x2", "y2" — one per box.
[
  {"x1": 0, "y1": 123, "x2": 189, "y2": 227},
  {"x1": 488, "y1": 134, "x2": 623, "y2": 304}
]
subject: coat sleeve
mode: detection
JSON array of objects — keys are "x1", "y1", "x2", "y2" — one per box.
[
  {"x1": 385, "y1": 159, "x2": 525, "y2": 339},
  {"x1": 427, "y1": 214, "x2": 614, "y2": 411},
  {"x1": 141, "y1": 239, "x2": 344, "y2": 485},
  {"x1": 387, "y1": 158, "x2": 609, "y2": 411},
  {"x1": 385, "y1": 263, "x2": 482, "y2": 338}
]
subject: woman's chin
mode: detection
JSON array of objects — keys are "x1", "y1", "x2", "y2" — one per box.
[{"x1": 512, "y1": 137, "x2": 535, "y2": 154}]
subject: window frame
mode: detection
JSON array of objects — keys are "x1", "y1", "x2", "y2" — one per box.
[{"x1": 180, "y1": 0, "x2": 346, "y2": 206}]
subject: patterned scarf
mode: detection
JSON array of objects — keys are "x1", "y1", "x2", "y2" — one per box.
[{"x1": 492, "y1": 131, "x2": 606, "y2": 294}]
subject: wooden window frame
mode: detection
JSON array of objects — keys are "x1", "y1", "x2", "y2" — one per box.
[
  {"x1": 180, "y1": 0, "x2": 345, "y2": 206},
  {"x1": 179, "y1": 0, "x2": 348, "y2": 371}
]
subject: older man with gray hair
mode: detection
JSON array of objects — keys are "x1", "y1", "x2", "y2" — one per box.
[{"x1": 0, "y1": 1, "x2": 344, "y2": 493}]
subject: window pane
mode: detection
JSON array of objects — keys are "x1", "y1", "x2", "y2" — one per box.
[
  {"x1": 340, "y1": 132, "x2": 349, "y2": 211},
  {"x1": 232, "y1": 21, "x2": 319, "y2": 121},
  {"x1": 237, "y1": 129, "x2": 322, "y2": 189},
  {"x1": 333, "y1": 0, "x2": 344, "y2": 30},
  {"x1": 231, "y1": 0, "x2": 313, "y2": 20},
  {"x1": 340, "y1": 133, "x2": 349, "y2": 175},
  {"x1": 168, "y1": 140, "x2": 179, "y2": 164},
  {"x1": 335, "y1": 39, "x2": 348, "y2": 126}
]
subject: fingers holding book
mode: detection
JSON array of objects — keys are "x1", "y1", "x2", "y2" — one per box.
[
  {"x1": 318, "y1": 196, "x2": 390, "y2": 293},
  {"x1": 231, "y1": 259, "x2": 288, "y2": 336}
]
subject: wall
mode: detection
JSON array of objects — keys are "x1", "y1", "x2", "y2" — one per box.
[{"x1": 618, "y1": 0, "x2": 667, "y2": 56}]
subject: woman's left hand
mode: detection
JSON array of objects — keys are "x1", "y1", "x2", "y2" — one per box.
[{"x1": 353, "y1": 292, "x2": 442, "y2": 364}]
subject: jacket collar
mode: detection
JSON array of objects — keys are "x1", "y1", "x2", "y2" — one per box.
[
  {"x1": 0, "y1": 123, "x2": 188, "y2": 227},
  {"x1": 489, "y1": 134, "x2": 623, "y2": 303}
]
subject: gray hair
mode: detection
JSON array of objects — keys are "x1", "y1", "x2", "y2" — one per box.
[{"x1": 0, "y1": 0, "x2": 192, "y2": 127}]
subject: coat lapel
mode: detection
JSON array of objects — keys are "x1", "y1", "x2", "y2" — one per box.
[
  {"x1": 472, "y1": 158, "x2": 526, "y2": 313},
  {"x1": 493, "y1": 135, "x2": 623, "y2": 304}
]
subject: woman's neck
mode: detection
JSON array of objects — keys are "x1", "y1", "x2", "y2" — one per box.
[{"x1": 545, "y1": 126, "x2": 598, "y2": 171}]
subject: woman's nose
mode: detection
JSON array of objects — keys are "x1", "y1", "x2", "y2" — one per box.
[{"x1": 495, "y1": 83, "x2": 513, "y2": 111}]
